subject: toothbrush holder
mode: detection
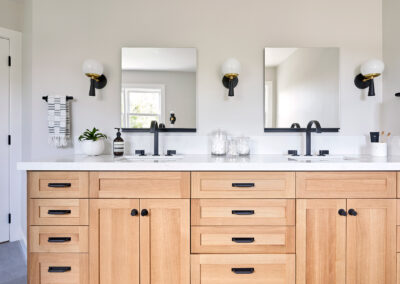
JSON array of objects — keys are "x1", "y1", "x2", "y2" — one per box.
[{"x1": 370, "y1": 142, "x2": 388, "y2": 157}]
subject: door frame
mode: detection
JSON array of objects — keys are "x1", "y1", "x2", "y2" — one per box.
[{"x1": 0, "y1": 27, "x2": 22, "y2": 245}]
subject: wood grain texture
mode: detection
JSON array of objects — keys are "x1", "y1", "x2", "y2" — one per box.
[
  {"x1": 89, "y1": 171, "x2": 190, "y2": 198},
  {"x1": 296, "y1": 199, "x2": 346, "y2": 284},
  {"x1": 140, "y1": 199, "x2": 190, "y2": 284},
  {"x1": 191, "y1": 172, "x2": 295, "y2": 198},
  {"x1": 29, "y1": 253, "x2": 88, "y2": 284},
  {"x1": 398, "y1": 227, "x2": 400, "y2": 253},
  {"x1": 398, "y1": 172, "x2": 400, "y2": 198},
  {"x1": 191, "y1": 199, "x2": 295, "y2": 226},
  {"x1": 28, "y1": 171, "x2": 89, "y2": 198},
  {"x1": 89, "y1": 199, "x2": 140, "y2": 284},
  {"x1": 191, "y1": 254, "x2": 295, "y2": 284},
  {"x1": 29, "y1": 226, "x2": 88, "y2": 253},
  {"x1": 397, "y1": 254, "x2": 400, "y2": 284},
  {"x1": 346, "y1": 199, "x2": 397, "y2": 284},
  {"x1": 29, "y1": 199, "x2": 88, "y2": 225},
  {"x1": 296, "y1": 172, "x2": 397, "y2": 198},
  {"x1": 191, "y1": 225, "x2": 295, "y2": 254}
]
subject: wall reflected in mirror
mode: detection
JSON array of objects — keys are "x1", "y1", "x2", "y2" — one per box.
[
  {"x1": 264, "y1": 47, "x2": 340, "y2": 130},
  {"x1": 121, "y1": 48, "x2": 196, "y2": 130}
]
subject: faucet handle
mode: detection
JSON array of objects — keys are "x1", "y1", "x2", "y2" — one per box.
[
  {"x1": 288, "y1": 150, "x2": 299, "y2": 156},
  {"x1": 135, "y1": 150, "x2": 145, "y2": 156},
  {"x1": 319, "y1": 150, "x2": 330, "y2": 156},
  {"x1": 166, "y1": 150, "x2": 177, "y2": 156}
]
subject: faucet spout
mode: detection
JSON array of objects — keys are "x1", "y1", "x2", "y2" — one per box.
[
  {"x1": 305, "y1": 120, "x2": 322, "y2": 156},
  {"x1": 149, "y1": 121, "x2": 159, "y2": 156}
]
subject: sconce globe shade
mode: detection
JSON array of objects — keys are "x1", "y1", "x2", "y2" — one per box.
[
  {"x1": 360, "y1": 59, "x2": 384, "y2": 76},
  {"x1": 82, "y1": 59, "x2": 104, "y2": 76},
  {"x1": 221, "y1": 58, "x2": 241, "y2": 76}
]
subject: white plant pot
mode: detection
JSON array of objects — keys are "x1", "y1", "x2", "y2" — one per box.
[{"x1": 81, "y1": 140, "x2": 105, "y2": 156}]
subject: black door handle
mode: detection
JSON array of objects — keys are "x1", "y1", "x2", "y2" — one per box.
[
  {"x1": 48, "y1": 183, "x2": 72, "y2": 188},
  {"x1": 48, "y1": 237, "x2": 71, "y2": 243},
  {"x1": 231, "y1": 268, "x2": 254, "y2": 274},
  {"x1": 48, "y1": 266, "x2": 71, "y2": 273},
  {"x1": 232, "y1": 210, "x2": 255, "y2": 215},
  {"x1": 48, "y1": 210, "x2": 71, "y2": 215},
  {"x1": 141, "y1": 209, "x2": 149, "y2": 216},
  {"x1": 348, "y1": 209, "x2": 358, "y2": 216},
  {"x1": 338, "y1": 209, "x2": 347, "y2": 216},
  {"x1": 232, "y1": 237, "x2": 255, "y2": 243},
  {"x1": 232, "y1": 183, "x2": 255, "y2": 188},
  {"x1": 131, "y1": 209, "x2": 138, "y2": 216}
]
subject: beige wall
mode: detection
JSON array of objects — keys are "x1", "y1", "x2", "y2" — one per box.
[
  {"x1": 25, "y1": 0, "x2": 383, "y2": 158},
  {"x1": 0, "y1": 0, "x2": 23, "y2": 31},
  {"x1": 383, "y1": 0, "x2": 400, "y2": 135}
]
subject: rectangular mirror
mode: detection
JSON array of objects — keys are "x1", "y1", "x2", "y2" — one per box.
[
  {"x1": 264, "y1": 47, "x2": 340, "y2": 132},
  {"x1": 121, "y1": 48, "x2": 197, "y2": 132}
]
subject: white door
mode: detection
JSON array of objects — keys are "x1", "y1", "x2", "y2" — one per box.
[{"x1": 0, "y1": 37, "x2": 10, "y2": 242}]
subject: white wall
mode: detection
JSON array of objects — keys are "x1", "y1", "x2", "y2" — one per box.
[
  {"x1": 122, "y1": 70, "x2": 196, "y2": 128},
  {"x1": 23, "y1": 0, "x2": 383, "y2": 159},
  {"x1": 0, "y1": 0, "x2": 23, "y2": 32},
  {"x1": 275, "y1": 48, "x2": 339, "y2": 128}
]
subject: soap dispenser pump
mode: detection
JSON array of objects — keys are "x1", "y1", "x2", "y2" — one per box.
[{"x1": 113, "y1": 128, "x2": 125, "y2": 156}]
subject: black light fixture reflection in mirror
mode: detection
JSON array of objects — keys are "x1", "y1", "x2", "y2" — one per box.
[
  {"x1": 354, "y1": 59, "x2": 384, "y2": 97},
  {"x1": 221, "y1": 58, "x2": 241, "y2": 97},
  {"x1": 82, "y1": 59, "x2": 107, "y2": 96}
]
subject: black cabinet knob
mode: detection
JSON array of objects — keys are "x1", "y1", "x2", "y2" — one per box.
[
  {"x1": 131, "y1": 209, "x2": 138, "y2": 216},
  {"x1": 338, "y1": 209, "x2": 347, "y2": 216},
  {"x1": 141, "y1": 209, "x2": 149, "y2": 216},
  {"x1": 348, "y1": 209, "x2": 358, "y2": 216}
]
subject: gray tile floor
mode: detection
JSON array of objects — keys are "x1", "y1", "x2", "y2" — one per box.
[{"x1": 0, "y1": 241, "x2": 27, "y2": 284}]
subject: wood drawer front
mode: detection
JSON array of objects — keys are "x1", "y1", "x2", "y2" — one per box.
[
  {"x1": 191, "y1": 254, "x2": 295, "y2": 284},
  {"x1": 28, "y1": 171, "x2": 89, "y2": 198},
  {"x1": 296, "y1": 172, "x2": 397, "y2": 198},
  {"x1": 89, "y1": 172, "x2": 190, "y2": 198},
  {"x1": 191, "y1": 199, "x2": 295, "y2": 226},
  {"x1": 29, "y1": 226, "x2": 88, "y2": 253},
  {"x1": 398, "y1": 173, "x2": 400, "y2": 198},
  {"x1": 191, "y1": 226, "x2": 295, "y2": 254},
  {"x1": 29, "y1": 199, "x2": 89, "y2": 225},
  {"x1": 191, "y1": 172, "x2": 295, "y2": 198},
  {"x1": 29, "y1": 253, "x2": 88, "y2": 284},
  {"x1": 398, "y1": 227, "x2": 400, "y2": 253}
]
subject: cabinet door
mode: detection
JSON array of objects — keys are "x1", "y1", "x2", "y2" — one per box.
[
  {"x1": 140, "y1": 199, "x2": 190, "y2": 284},
  {"x1": 296, "y1": 199, "x2": 346, "y2": 284},
  {"x1": 89, "y1": 199, "x2": 140, "y2": 284},
  {"x1": 347, "y1": 199, "x2": 396, "y2": 284}
]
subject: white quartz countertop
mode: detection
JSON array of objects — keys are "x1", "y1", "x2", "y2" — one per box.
[{"x1": 17, "y1": 154, "x2": 400, "y2": 171}]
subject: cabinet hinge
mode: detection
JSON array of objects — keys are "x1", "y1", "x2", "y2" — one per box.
[{"x1": 8, "y1": 56, "x2": 11, "y2": 67}]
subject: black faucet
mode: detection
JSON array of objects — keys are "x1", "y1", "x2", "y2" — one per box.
[
  {"x1": 305, "y1": 120, "x2": 322, "y2": 156},
  {"x1": 150, "y1": 121, "x2": 160, "y2": 156}
]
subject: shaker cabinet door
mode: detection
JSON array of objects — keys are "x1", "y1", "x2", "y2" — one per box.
[
  {"x1": 89, "y1": 199, "x2": 140, "y2": 284},
  {"x1": 140, "y1": 199, "x2": 190, "y2": 284}
]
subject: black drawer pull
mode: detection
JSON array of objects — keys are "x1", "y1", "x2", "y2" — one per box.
[
  {"x1": 48, "y1": 210, "x2": 71, "y2": 215},
  {"x1": 232, "y1": 210, "x2": 255, "y2": 215},
  {"x1": 48, "y1": 237, "x2": 71, "y2": 243},
  {"x1": 48, "y1": 266, "x2": 71, "y2": 273},
  {"x1": 232, "y1": 183, "x2": 255, "y2": 188},
  {"x1": 232, "y1": 237, "x2": 255, "y2": 243},
  {"x1": 48, "y1": 183, "x2": 71, "y2": 188},
  {"x1": 232, "y1": 268, "x2": 254, "y2": 274}
]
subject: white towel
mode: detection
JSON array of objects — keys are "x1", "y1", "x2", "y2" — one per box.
[{"x1": 47, "y1": 95, "x2": 71, "y2": 147}]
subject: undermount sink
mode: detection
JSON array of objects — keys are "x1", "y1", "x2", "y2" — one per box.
[
  {"x1": 124, "y1": 155, "x2": 184, "y2": 161},
  {"x1": 288, "y1": 155, "x2": 344, "y2": 162}
]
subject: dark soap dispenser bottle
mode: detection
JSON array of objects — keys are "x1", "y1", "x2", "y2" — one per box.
[{"x1": 113, "y1": 128, "x2": 125, "y2": 156}]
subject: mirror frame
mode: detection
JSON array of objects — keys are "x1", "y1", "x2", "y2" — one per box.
[
  {"x1": 263, "y1": 47, "x2": 340, "y2": 133},
  {"x1": 120, "y1": 47, "x2": 198, "y2": 133}
]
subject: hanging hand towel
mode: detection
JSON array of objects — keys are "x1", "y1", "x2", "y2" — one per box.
[{"x1": 47, "y1": 95, "x2": 71, "y2": 147}]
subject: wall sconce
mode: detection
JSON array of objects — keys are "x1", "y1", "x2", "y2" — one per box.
[
  {"x1": 221, "y1": 58, "x2": 241, "y2": 97},
  {"x1": 354, "y1": 59, "x2": 384, "y2": 97},
  {"x1": 82, "y1": 59, "x2": 107, "y2": 96}
]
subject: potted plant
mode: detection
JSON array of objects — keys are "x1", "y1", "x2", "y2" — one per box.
[{"x1": 78, "y1": 127, "x2": 107, "y2": 156}]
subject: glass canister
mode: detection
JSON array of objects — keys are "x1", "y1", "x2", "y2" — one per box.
[
  {"x1": 227, "y1": 137, "x2": 239, "y2": 156},
  {"x1": 237, "y1": 136, "x2": 250, "y2": 156},
  {"x1": 211, "y1": 130, "x2": 227, "y2": 155}
]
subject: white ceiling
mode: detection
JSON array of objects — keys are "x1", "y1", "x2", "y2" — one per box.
[
  {"x1": 122, "y1": 48, "x2": 197, "y2": 72},
  {"x1": 265, "y1": 48, "x2": 298, "y2": 67}
]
